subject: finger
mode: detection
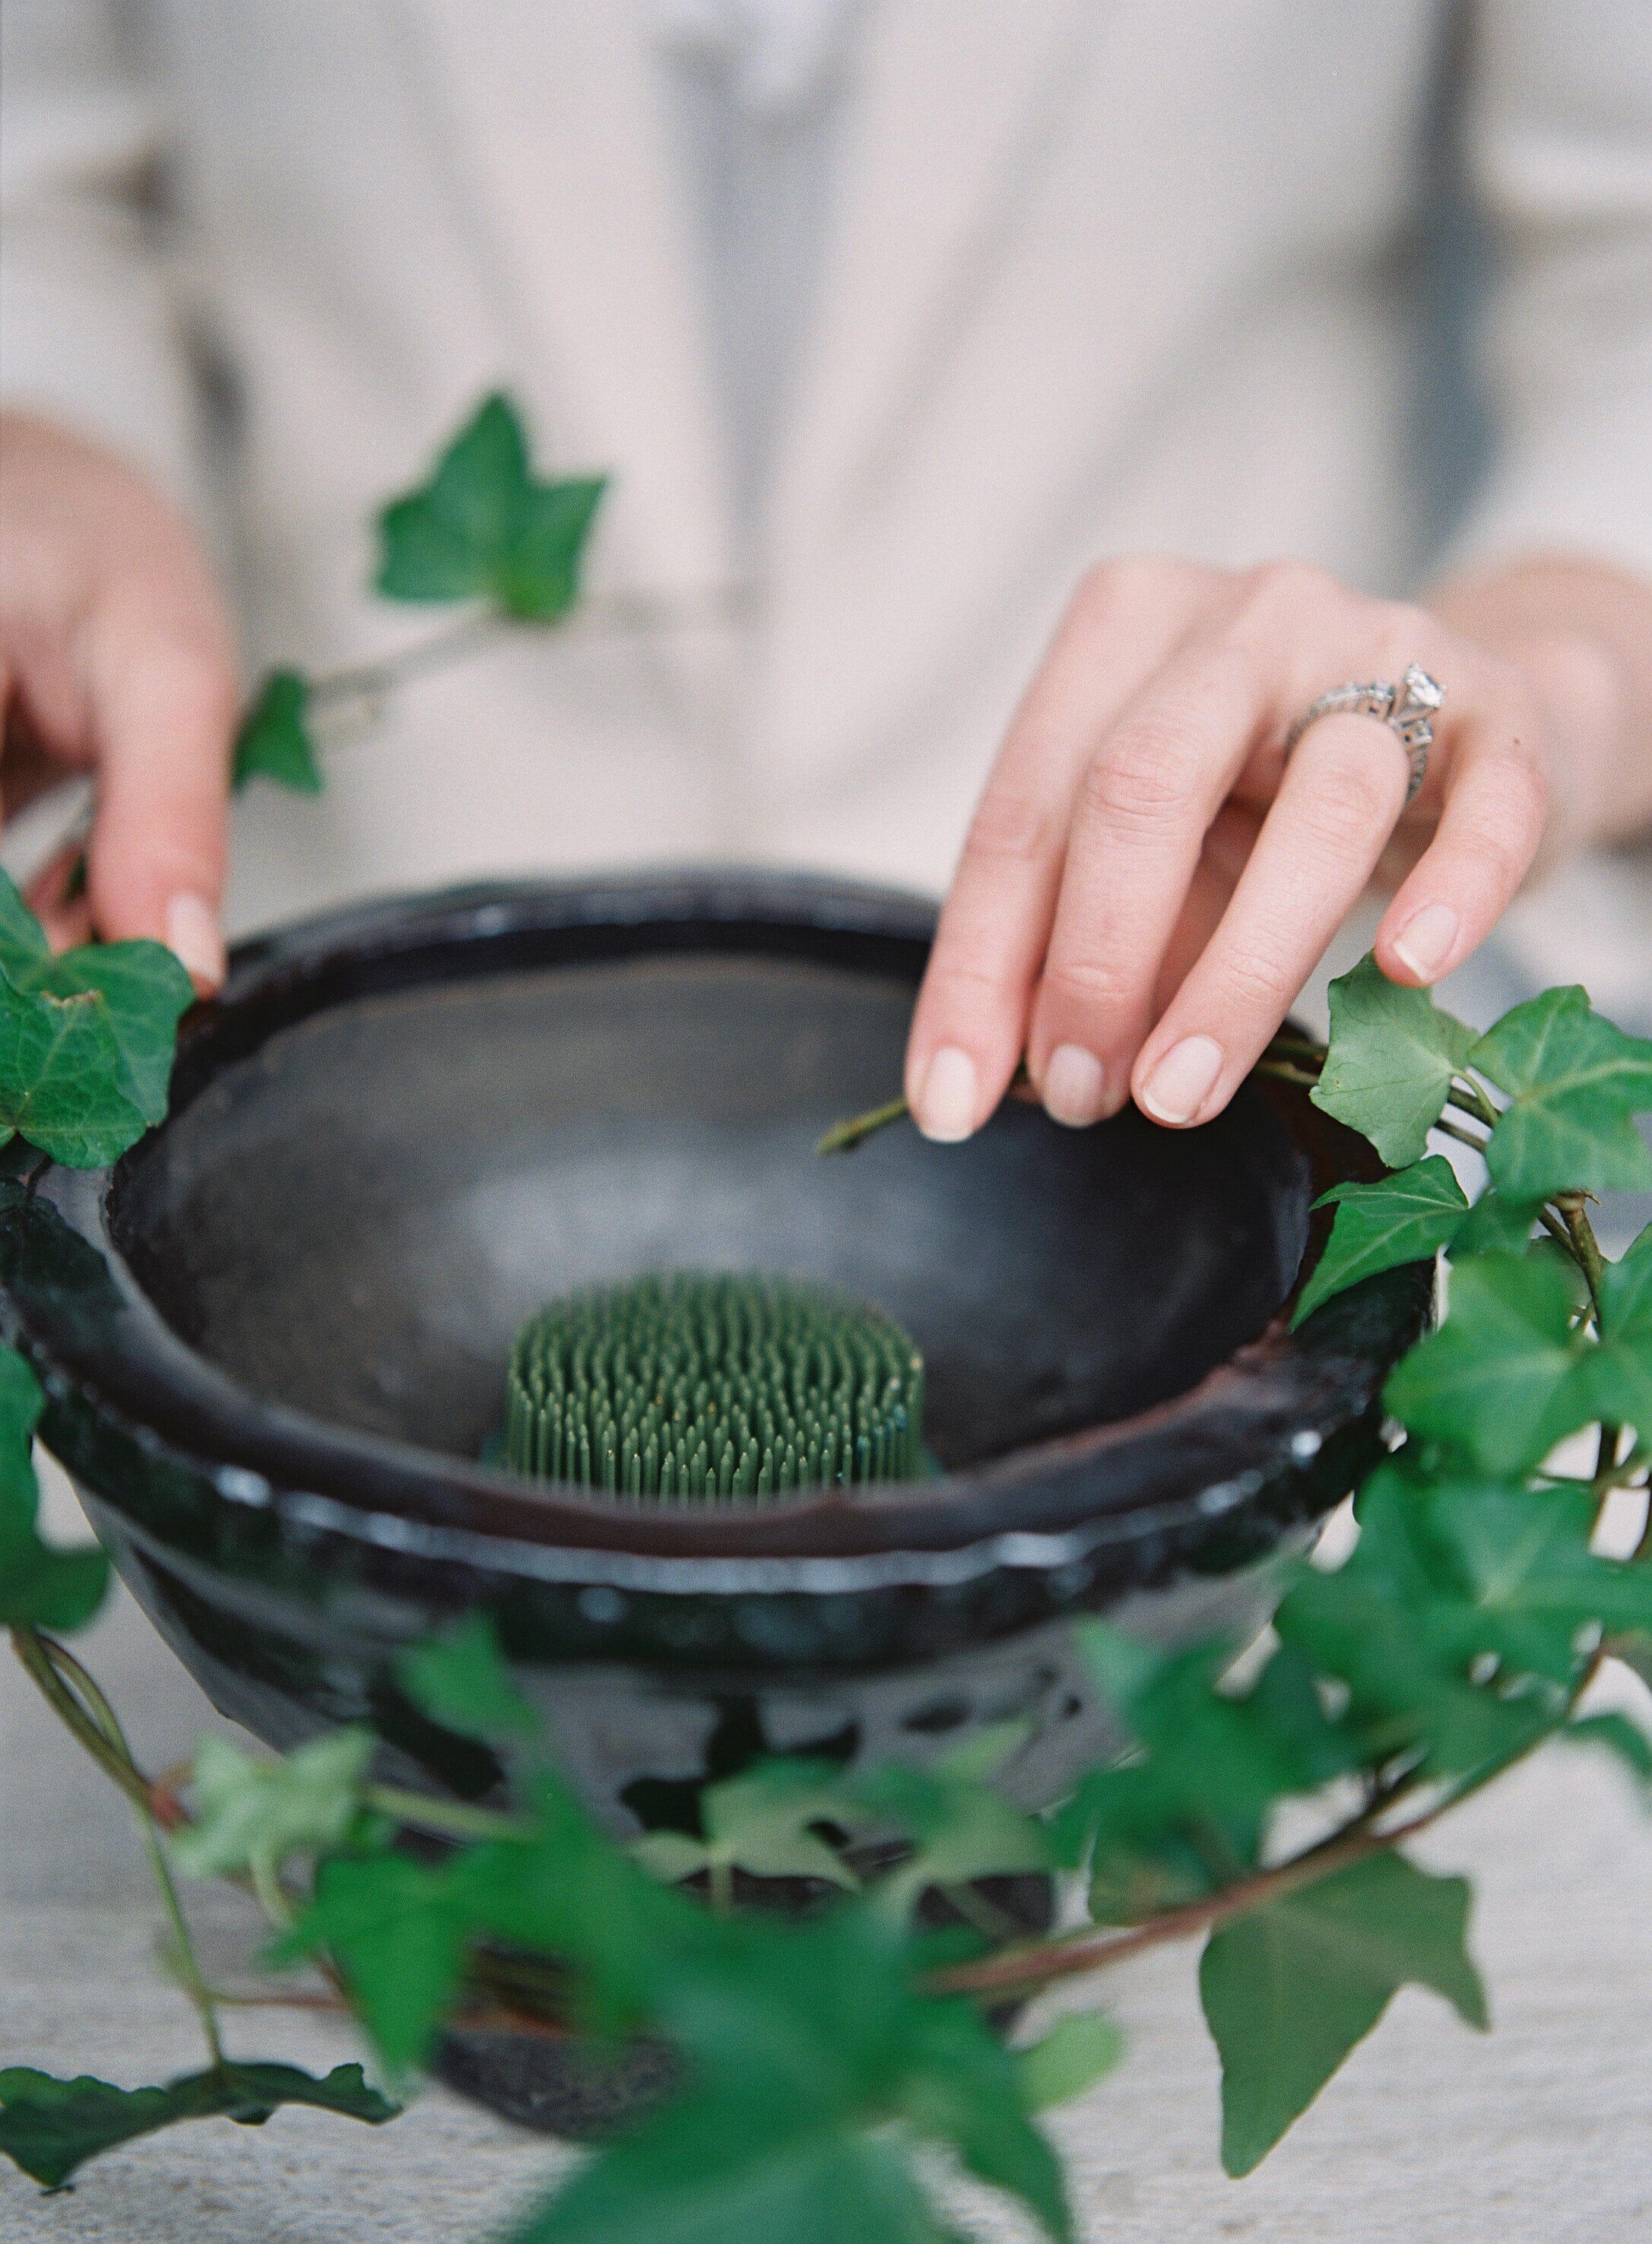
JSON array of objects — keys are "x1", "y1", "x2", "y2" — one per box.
[
  {"x1": 1130, "y1": 707, "x2": 1413, "y2": 1126},
  {"x1": 1375, "y1": 710, "x2": 1549, "y2": 988},
  {"x1": 27, "y1": 838, "x2": 95, "y2": 951},
  {"x1": 82, "y1": 610, "x2": 236, "y2": 991},
  {"x1": 1026, "y1": 640, "x2": 1270, "y2": 1124},
  {"x1": 905, "y1": 560, "x2": 1206, "y2": 1139}
]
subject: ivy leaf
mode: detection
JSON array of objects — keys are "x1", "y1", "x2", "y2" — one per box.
[
  {"x1": 1383, "y1": 1252, "x2": 1592, "y2": 1474},
  {"x1": 1577, "y1": 1223, "x2": 1652, "y2": 1442},
  {"x1": 1277, "y1": 1467, "x2": 1552, "y2": 1776},
  {"x1": 1292, "y1": 1156, "x2": 1467, "y2": 1327},
  {"x1": 271, "y1": 1849, "x2": 476, "y2": 2074},
  {"x1": 1309, "y1": 955, "x2": 1477, "y2": 1167},
  {"x1": 1562, "y1": 1711, "x2": 1652, "y2": 1793},
  {"x1": 1015, "y1": 2013, "x2": 1125, "y2": 2111},
  {"x1": 510, "y1": 2104, "x2": 968, "y2": 2244},
  {"x1": 0, "y1": 2061, "x2": 398, "y2": 2191},
  {"x1": 0, "y1": 1344, "x2": 109, "y2": 1631},
  {"x1": 172, "y1": 1729, "x2": 376, "y2": 1886},
  {"x1": 0, "y1": 974, "x2": 147, "y2": 1168},
  {"x1": 1471, "y1": 986, "x2": 1652, "y2": 1201},
  {"x1": 0, "y1": 877, "x2": 50, "y2": 976},
  {"x1": 1061, "y1": 1625, "x2": 1355, "y2": 1889},
  {"x1": 1421, "y1": 1479, "x2": 1652, "y2": 1684},
  {"x1": 0, "y1": 877, "x2": 194, "y2": 1148},
  {"x1": 525, "y1": 1907, "x2": 1070, "y2": 2244},
  {"x1": 14, "y1": 943, "x2": 194, "y2": 1127},
  {"x1": 396, "y1": 1612, "x2": 540, "y2": 1743},
  {"x1": 633, "y1": 1759, "x2": 861, "y2": 1891},
  {"x1": 375, "y1": 393, "x2": 607, "y2": 622},
  {"x1": 1448, "y1": 1189, "x2": 1544, "y2": 1259},
  {"x1": 1200, "y1": 1849, "x2": 1486, "y2": 2176},
  {"x1": 233, "y1": 670, "x2": 323, "y2": 794},
  {"x1": 848, "y1": 1757, "x2": 1050, "y2": 1923}
]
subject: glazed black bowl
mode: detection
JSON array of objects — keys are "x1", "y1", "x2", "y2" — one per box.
[
  {"x1": 0, "y1": 870, "x2": 1428, "y2": 1821},
  {"x1": 0, "y1": 869, "x2": 1428, "y2": 2129}
]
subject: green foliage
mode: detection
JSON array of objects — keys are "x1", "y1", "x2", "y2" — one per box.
[
  {"x1": 1308, "y1": 956, "x2": 1477, "y2": 1166},
  {"x1": 1200, "y1": 1851, "x2": 1486, "y2": 2176},
  {"x1": 1292, "y1": 1155, "x2": 1467, "y2": 1328},
  {"x1": 1057, "y1": 1626, "x2": 1354, "y2": 1906},
  {"x1": 508, "y1": 1903, "x2": 1070, "y2": 2244},
  {"x1": 1014, "y1": 2013, "x2": 1125, "y2": 2112},
  {"x1": 376, "y1": 392, "x2": 607, "y2": 621},
  {"x1": 1384, "y1": 1254, "x2": 1593, "y2": 1475},
  {"x1": 233, "y1": 669, "x2": 323, "y2": 795},
  {"x1": 1578, "y1": 1222, "x2": 1652, "y2": 1438},
  {"x1": 1471, "y1": 986, "x2": 1652, "y2": 1200},
  {"x1": 396, "y1": 1612, "x2": 541, "y2": 1742},
  {"x1": 0, "y1": 1344, "x2": 107, "y2": 1631},
  {"x1": 170, "y1": 1729, "x2": 377, "y2": 1887},
  {"x1": 633, "y1": 1759, "x2": 862, "y2": 1891},
  {"x1": 0, "y1": 2062, "x2": 397, "y2": 2191},
  {"x1": 0, "y1": 872, "x2": 193, "y2": 1168}
]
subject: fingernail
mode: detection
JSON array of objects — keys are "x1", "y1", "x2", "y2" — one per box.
[
  {"x1": 1043, "y1": 1044, "x2": 1108, "y2": 1128},
  {"x1": 166, "y1": 892, "x2": 224, "y2": 993},
  {"x1": 915, "y1": 1046, "x2": 978, "y2": 1143},
  {"x1": 1139, "y1": 1035, "x2": 1224, "y2": 1126},
  {"x1": 1390, "y1": 902, "x2": 1459, "y2": 984}
]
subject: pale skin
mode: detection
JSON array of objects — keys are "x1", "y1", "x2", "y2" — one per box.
[{"x1": 5, "y1": 411, "x2": 1652, "y2": 1069}]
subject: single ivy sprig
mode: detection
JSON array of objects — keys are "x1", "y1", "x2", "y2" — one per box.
[{"x1": 233, "y1": 392, "x2": 607, "y2": 795}]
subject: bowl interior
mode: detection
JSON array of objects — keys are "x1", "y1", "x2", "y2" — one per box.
[{"x1": 112, "y1": 952, "x2": 1310, "y2": 1473}]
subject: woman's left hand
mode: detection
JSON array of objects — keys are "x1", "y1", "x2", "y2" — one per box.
[{"x1": 902, "y1": 556, "x2": 1574, "y2": 1141}]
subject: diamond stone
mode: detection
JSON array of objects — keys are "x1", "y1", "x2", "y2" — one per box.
[{"x1": 1396, "y1": 663, "x2": 1444, "y2": 717}]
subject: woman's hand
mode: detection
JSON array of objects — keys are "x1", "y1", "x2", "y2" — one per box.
[
  {"x1": 903, "y1": 554, "x2": 1593, "y2": 1141},
  {"x1": 0, "y1": 412, "x2": 236, "y2": 987}
]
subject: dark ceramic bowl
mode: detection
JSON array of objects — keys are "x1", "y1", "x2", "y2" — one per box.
[
  {"x1": 0, "y1": 870, "x2": 1428, "y2": 1824},
  {"x1": 0, "y1": 870, "x2": 1428, "y2": 2130}
]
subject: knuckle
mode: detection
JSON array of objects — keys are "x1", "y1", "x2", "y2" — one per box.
[
  {"x1": 1237, "y1": 557, "x2": 1341, "y2": 623},
  {"x1": 1041, "y1": 947, "x2": 1135, "y2": 1017},
  {"x1": 962, "y1": 786, "x2": 1057, "y2": 867},
  {"x1": 1216, "y1": 941, "x2": 1295, "y2": 1012},
  {"x1": 1083, "y1": 727, "x2": 1203, "y2": 832}
]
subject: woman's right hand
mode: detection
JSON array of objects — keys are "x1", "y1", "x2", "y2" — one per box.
[{"x1": 0, "y1": 411, "x2": 236, "y2": 987}]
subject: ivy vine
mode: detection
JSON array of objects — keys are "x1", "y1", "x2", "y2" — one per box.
[{"x1": 0, "y1": 393, "x2": 1648, "y2": 2239}]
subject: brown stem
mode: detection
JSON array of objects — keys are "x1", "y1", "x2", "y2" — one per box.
[{"x1": 927, "y1": 1745, "x2": 1533, "y2": 2001}]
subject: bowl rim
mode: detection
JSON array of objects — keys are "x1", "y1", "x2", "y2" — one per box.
[{"x1": 0, "y1": 869, "x2": 1428, "y2": 1594}]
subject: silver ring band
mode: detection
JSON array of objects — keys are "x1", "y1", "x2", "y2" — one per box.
[{"x1": 1283, "y1": 661, "x2": 1444, "y2": 803}]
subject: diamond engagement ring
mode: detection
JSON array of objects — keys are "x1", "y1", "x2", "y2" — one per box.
[{"x1": 1282, "y1": 663, "x2": 1444, "y2": 803}]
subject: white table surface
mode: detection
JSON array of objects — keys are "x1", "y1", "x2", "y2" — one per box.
[{"x1": 4, "y1": 1462, "x2": 1650, "y2": 2244}]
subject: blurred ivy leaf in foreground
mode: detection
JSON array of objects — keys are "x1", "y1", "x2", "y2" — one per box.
[
  {"x1": 1015, "y1": 2012, "x2": 1126, "y2": 2112},
  {"x1": 1200, "y1": 1849, "x2": 1486, "y2": 2177},
  {"x1": 1309, "y1": 956, "x2": 1477, "y2": 1168},
  {"x1": 171, "y1": 1729, "x2": 377, "y2": 1887},
  {"x1": 0, "y1": 1344, "x2": 107, "y2": 1632},
  {"x1": 1472, "y1": 986, "x2": 1652, "y2": 1202},
  {"x1": 376, "y1": 392, "x2": 607, "y2": 622},
  {"x1": 397, "y1": 1611, "x2": 541, "y2": 1744},
  {"x1": 0, "y1": 2062, "x2": 398, "y2": 2191},
  {"x1": 233, "y1": 669, "x2": 323, "y2": 795},
  {"x1": 633, "y1": 1758, "x2": 863, "y2": 1891}
]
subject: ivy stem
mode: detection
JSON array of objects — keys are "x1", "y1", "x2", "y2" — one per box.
[
  {"x1": 361, "y1": 1783, "x2": 525, "y2": 1844},
  {"x1": 15, "y1": 1631, "x2": 224, "y2": 2067},
  {"x1": 305, "y1": 584, "x2": 752, "y2": 729},
  {"x1": 927, "y1": 1740, "x2": 1532, "y2": 2002},
  {"x1": 1554, "y1": 1194, "x2": 1608, "y2": 1326}
]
